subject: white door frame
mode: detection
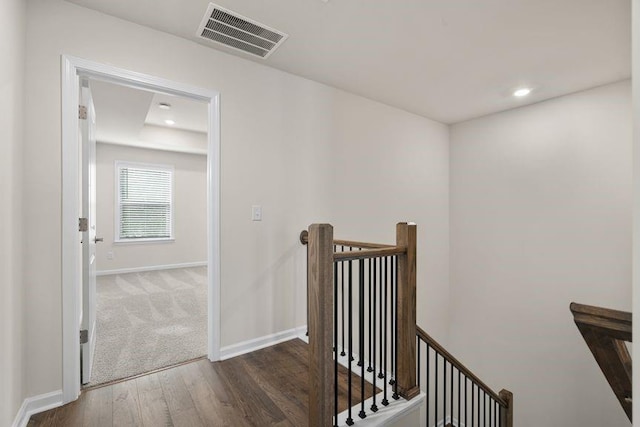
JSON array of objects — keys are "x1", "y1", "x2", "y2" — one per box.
[{"x1": 61, "y1": 55, "x2": 221, "y2": 403}]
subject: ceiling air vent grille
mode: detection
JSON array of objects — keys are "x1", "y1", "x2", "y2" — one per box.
[{"x1": 197, "y1": 4, "x2": 288, "y2": 59}]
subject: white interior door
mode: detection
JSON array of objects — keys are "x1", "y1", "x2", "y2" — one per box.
[{"x1": 80, "y1": 79, "x2": 98, "y2": 384}]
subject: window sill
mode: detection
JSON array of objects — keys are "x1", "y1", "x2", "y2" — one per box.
[{"x1": 114, "y1": 238, "x2": 175, "y2": 245}]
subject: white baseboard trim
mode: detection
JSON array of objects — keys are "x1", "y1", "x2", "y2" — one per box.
[
  {"x1": 12, "y1": 390, "x2": 64, "y2": 427},
  {"x1": 97, "y1": 261, "x2": 207, "y2": 276},
  {"x1": 220, "y1": 325, "x2": 307, "y2": 361}
]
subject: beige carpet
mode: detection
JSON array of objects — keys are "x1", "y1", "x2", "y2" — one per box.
[{"x1": 89, "y1": 266, "x2": 208, "y2": 386}]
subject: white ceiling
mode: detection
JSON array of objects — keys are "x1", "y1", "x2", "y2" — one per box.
[
  {"x1": 90, "y1": 80, "x2": 208, "y2": 153},
  {"x1": 146, "y1": 92, "x2": 208, "y2": 133},
  {"x1": 90, "y1": 80, "x2": 154, "y2": 144},
  {"x1": 69, "y1": 0, "x2": 631, "y2": 124}
]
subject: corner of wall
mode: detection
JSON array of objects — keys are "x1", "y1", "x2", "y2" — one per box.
[
  {"x1": 1, "y1": 0, "x2": 27, "y2": 425},
  {"x1": 631, "y1": 0, "x2": 639, "y2": 422}
]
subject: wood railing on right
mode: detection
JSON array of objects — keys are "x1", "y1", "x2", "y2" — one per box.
[
  {"x1": 303, "y1": 223, "x2": 418, "y2": 426},
  {"x1": 416, "y1": 326, "x2": 513, "y2": 427},
  {"x1": 303, "y1": 222, "x2": 513, "y2": 426},
  {"x1": 570, "y1": 302, "x2": 632, "y2": 422}
]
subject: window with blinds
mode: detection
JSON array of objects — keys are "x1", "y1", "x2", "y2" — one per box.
[{"x1": 116, "y1": 162, "x2": 174, "y2": 241}]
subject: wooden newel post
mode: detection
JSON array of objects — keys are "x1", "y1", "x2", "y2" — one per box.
[
  {"x1": 396, "y1": 222, "x2": 420, "y2": 400},
  {"x1": 308, "y1": 224, "x2": 335, "y2": 427},
  {"x1": 499, "y1": 389, "x2": 513, "y2": 427}
]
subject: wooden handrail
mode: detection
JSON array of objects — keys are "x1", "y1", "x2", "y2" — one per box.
[
  {"x1": 416, "y1": 325, "x2": 508, "y2": 408},
  {"x1": 333, "y1": 246, "x2": 406, "y2": 261},
  {"x1": 570, "y1": 302, "x2": 632, "y2": 422},
  {"x1": 570, "y1": 302, "x2": 631, "y2": 341},
  {"x1": 299, "y1": 229, "x2": 394, "y2": 249}
]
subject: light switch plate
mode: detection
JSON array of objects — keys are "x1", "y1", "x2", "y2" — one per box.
[{"x1": 252, "y1": 205, "x2": 262, "y2": 221}]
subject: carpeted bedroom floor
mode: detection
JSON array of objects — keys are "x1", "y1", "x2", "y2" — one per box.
[{"x1": 88, "y1": 266, "x2": 207, "y2": 386}]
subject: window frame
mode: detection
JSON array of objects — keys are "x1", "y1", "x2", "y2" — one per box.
[{"x1": 114, "y1": 160, "x2": 175, "y2": 243}]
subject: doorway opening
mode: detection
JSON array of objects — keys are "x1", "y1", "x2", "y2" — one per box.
[
  {"x1": 82, "y1": 78, "x2": 210, "y2": 387},
  {"x1": 62, "y1": 56, "x2": 220, "y2": 403}
]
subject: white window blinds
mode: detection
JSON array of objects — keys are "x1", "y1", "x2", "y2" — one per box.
[{"x1": 116, "y1": 162, "x2": 174, "y2": 241}]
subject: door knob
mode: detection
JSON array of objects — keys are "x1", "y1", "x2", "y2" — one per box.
[{"x1": 94, "y1": 237, "x2": 104, "y2": 243}]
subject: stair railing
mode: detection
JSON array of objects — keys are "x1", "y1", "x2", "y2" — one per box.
[
  {"x1": 416, "y1": 326, "x2": 513, "y2": 427},
  {"x1": 570, "y1": 302, "x2": 632, "y2": 422},
  {"x1": 302, "y1": 223, "x2": 419, "y2": 426},
  {"x1": 302, "y1": 222, "x2": 513, "y2": 427}
]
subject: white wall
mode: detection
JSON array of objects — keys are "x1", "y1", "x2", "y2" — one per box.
[
  {"x1": 449, "y1": 81, "x2": 632, "y2": 427},
  {"x1": 23, "y1": 0, "x2": 449, "y2": 399},
  {"x1": 328, "y1": 94, "x2": 450, "y2": 339},
  {"x1": 0, "y1": 0, "x2": 26, "y2": 424},
  {"x1": 632, "y1": 0, "x2": 640, "y2": 422},
  {"x1": 95, "y1": 143, "x2": 207, "y2": 272}
]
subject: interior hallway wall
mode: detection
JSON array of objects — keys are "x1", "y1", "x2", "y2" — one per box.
[
  {"x1": 449, "y1": 81, "x2": 632, "y2": 427},
  {"x1": 95, "y1": 143, "x2": 207, "y2": 272},
  {"x1": 23, "y1": 0, "x2": 450, "y2": 399},
  {"x1": 632, "y1": 0, "x2": 640, "y2": 421},
  {"x1": 327, "y1": 94, "x2": 450, "y2": 338},
  {"x1": 0, "y1": 0, "x2": 26, "y2": 424}
]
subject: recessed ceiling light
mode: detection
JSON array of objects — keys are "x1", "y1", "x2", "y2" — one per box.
[
  {"x1": 158, "y1": 102, "x2": 172, "y2": 110},
  {"x1": 164, "y1": 119, "x2": 175, "y2": 126},
  {"x1": 513, "y1": 88, "x2": 532, "y2": 97}
]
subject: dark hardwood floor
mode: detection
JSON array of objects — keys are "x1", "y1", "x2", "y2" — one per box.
[{"x1": 29, "y1": 338, "x2": 377, "y2": 426}]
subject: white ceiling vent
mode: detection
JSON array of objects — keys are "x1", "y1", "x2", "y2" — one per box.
[{"x1": 197, "y1": 3, "x2": 288, "y2": 59}]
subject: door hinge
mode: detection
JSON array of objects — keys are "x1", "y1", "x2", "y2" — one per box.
[
  {"x1": 79, "y1": 218, "x2": 88, "y2": 232},
  {"x1": 78, "y1": 105, "x2": 87, "y2": 120},
  {"x1": 80, "y1": 329, "x2": 88, "y2": 344}
]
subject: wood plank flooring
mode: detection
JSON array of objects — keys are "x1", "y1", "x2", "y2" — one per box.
[{"x1": 29, "y1": 339, "x2": 378, "y2": 426}]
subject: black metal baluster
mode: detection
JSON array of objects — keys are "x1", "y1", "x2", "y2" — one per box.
[
  {"x1": 492, "y1": 400, "x2": 495, "y2": 427},
  {"x1": 426, "y1": 343, "x2": 430, "y2": 425},
  {"x1": 346, "y1": 260, "x2": 354, "y2": 426},
  {"x1": 378, "y1": 257, "x2": 383, "y2": 381},
  {"x1": 370, "y1": 257, "x2": 378, "y2": 413},
  {"x1": 485, "y1": 392, "x2": 488, "y2": 426},
  {"x1": 393, "y1": 256, "x2": 399, "y2": 400},
  {"x1": 333, "y1": 260, "x2": 338, "y2": 427},
  {"x1": 444, "y1": 359, "x2": 447, "y2": 424},
  {"x1": 477, "y1": 384, "x2": 480, "y2": 427},
  {"x1": 450, "y1": 360, "x2": 453, "y2": 425},
  {"x1": 368, "y1": 255, "x2": 373, "y2": 373},
  {"x1": 435, "y1": 352, "x2": 438, "y2": 427},
  {"x1": 472, "y1": 383, "x2": 475, "y2": 427},
  {"x1": 390, "y1": 256, "x2": 395, "y2": 387},
  {"x1": 464, "y1": 376, "x2": 467, "y2": 427},
  {"x1": 490, "y1": 399, "x2": 493, "y2": 427},
  {"x1": 357, "y1": 249, "x2": 363, "y2": 368},
  {"x1": 458, "y1": 370, "x2": 461, "y2": 427},
  {"x1": 381, "y1": 257, "x2": 389, "y2": 406},
  {"x1": 332, "y1": 250, "x2": 337, "y2": 355},
  {"x1": 358, "y1": 259, "x2": 366, "y2": 419},
  {"x1": 340, "y1": 246, "x2": 345, "y2": 357},
  {"x1": 349, "y1": 247, "x2": 354, "y2": 362},
  {"x1": 482, "y1": 393, "x2": 485, "y2": 426},
  {"x1": 484, "y1": 391, "x2": 491, "y2": 426}
]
